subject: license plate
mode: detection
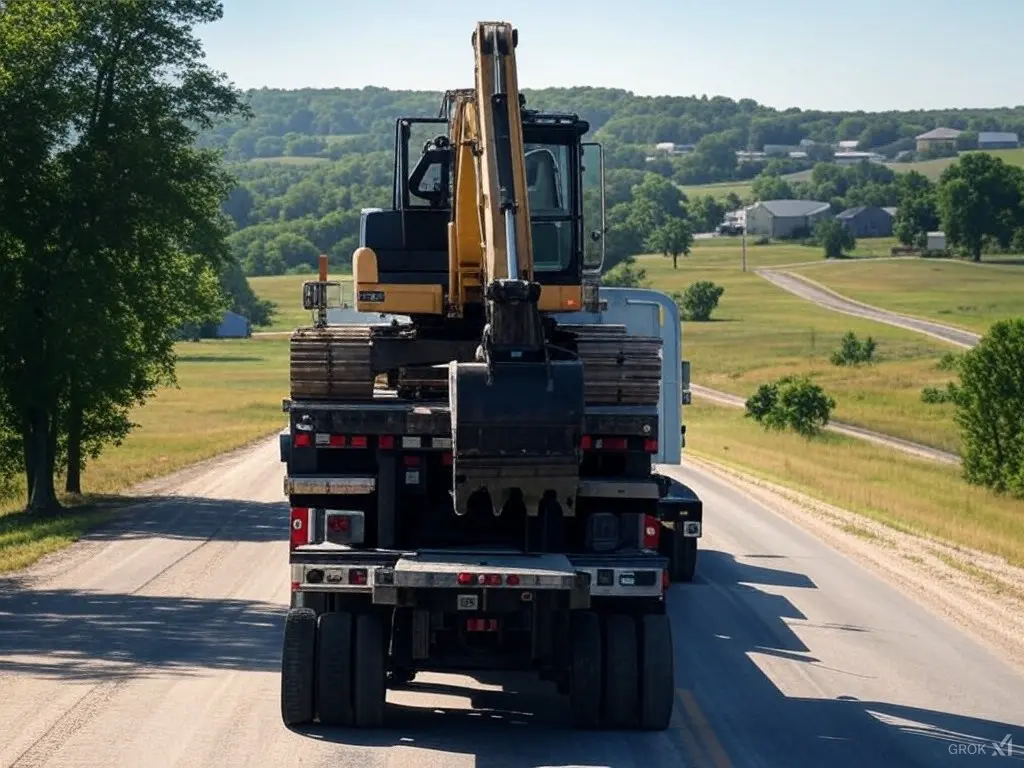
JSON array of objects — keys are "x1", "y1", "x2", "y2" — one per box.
[{"x1": 456, "y1": 594, "x2": 478, "y2": 610}]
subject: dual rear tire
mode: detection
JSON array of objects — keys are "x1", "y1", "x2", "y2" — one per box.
[
  {"x1": 569, "y1": 610, "x2": 674, "y2": 731},
  {"x1": 280, "y1": 608, "x2": 386, "y2": 727}
]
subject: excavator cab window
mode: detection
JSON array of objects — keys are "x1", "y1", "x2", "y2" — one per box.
[
  {"x1": 393, "y1": 117, "x2": 452, "y2": 210},
  {"x1": 525, "y1": 142, "x2": 573, "y2": 273}
]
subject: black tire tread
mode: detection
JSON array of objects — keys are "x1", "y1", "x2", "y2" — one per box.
[
  {"x1": 316, "y1": 612, "x2": 354, "y2": 725},
  {"x1": 281, "y1": 607, "x2": 317, "y2": 726},
  {"x1": 639, "y1": 613, "x2": 674, "y2": 730},
  {"x1": 603, "y1": 614, "x2": 639, "y2": 728},
  {"x1": 570, "y1": 611, "x2": 602, "y2": 728},
  {"x1": 353, "y1": 613, "x2": 386, "y2": 727}
]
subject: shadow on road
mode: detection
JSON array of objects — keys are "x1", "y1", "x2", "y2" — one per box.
[
  {"x1": 668, "y1": 549, "x2": 1023, "y2": 766},
  {"x1": 0, "y1": 587, "x2": 285, "y2": 681},
  {"x1": 80, "y1": 495, "x2": 289, "y2": 543}
]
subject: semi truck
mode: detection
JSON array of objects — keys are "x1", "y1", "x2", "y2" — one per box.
[{"x1": 277, "y1": 20, "x2": 704, "y2": 731}]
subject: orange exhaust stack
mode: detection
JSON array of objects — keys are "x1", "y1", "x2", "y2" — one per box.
[{"x1": 318, "y1": 253, "x2": 328, "y2": 281}]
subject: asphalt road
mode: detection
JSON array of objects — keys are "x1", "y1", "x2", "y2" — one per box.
[
  {"x1": 2, "y1": 439, "x2": 1022, "y2": 767},
  {"x1": 756, "y1": 270, "x2": 982, "y2": 349}
]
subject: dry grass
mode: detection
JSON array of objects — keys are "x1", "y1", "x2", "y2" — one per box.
[
  {"x1": 685, "y1": 401, "x2": 1024, "y2": 566},
  {"x1": 636, "y1": 241, "x2": 961, "y2": 452},
  {"x1": 787, "y1": 258, "x2": 1024, "y2": 334},
  {"x1": 0, "y1": 337, "x2": 289, "y2": 573}
]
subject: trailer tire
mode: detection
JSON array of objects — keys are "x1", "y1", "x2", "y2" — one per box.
[
  {"x1": 569, "y1": 611, "x2": 602, "y2": 729},
  {"x1": 281, "y1": 607, "x2": 317, "y2": 726},
  {"x1": 353, "y1": 614, "x2": 386, "y2": 727},
  {"x1": 673, "y1": 533, "x2": 697, "y2": 583},
  {"x1": 639, "y1": 613, "x2": 674, "y2": 731},
  {"x1": 316, "y1": 612, "x2": 354, "y2": 726},
  {"x1": 603, "y1": 614, "x2": 639, "y2": 729}
]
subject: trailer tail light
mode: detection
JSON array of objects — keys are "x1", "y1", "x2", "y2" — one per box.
[
  {"x1": 378, "y1": 435, "x2": 394, "y2": 449},
  {"x1": 644, "y1": 438, "x2": 658, "y2": 453},
  {"x1": 580, "y1": 435, "x2": 593, "y2": 450},
  {"x1": 597, "y1": 437, "x2": 628, "y2": 451},
  {"x1": 328, "y1": 434, "x2": 345, "y2": 447},
  {"x1": 349, "y1": 435, "x2": 368, "y2": 448},
  {"x1": 349, "y1": 568, "x2": 367, "y2": 585},
  {"x1": 324, "y1": 510, "x2": 365, "y2": 545},
  {"x1": 466, "y1": 618, "x2": 498, "y2": 632},
  {"x1": 456, "y1": 572, "x2": 519, "y2": 586},
  {"x1": 643, "y1": 514, "x2": 660, "y2": 550},
  {"x1": 293, "y1": 432, "x2": 311, "y2": 448},
  {"x1": 290, "y1": 507, "x2": 311, "y2": 549}
]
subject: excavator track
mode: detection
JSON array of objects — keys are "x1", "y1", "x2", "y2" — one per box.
[
  {"x1": 290, "y1": 322, "x2": 663, "y2": 407},
  {"x1": 289, "y1": 325, "x2": 376, "y2": 401},
  {"x1": 557, "y1": 324, "x2": 663, "y2": 406}
]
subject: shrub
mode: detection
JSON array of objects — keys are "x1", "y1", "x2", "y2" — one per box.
[
  {"x1": 920, "y1": 385, "x2": 954, "y2": 404},
  {"x1": 745, "y1": 376, "x2": 836, "y2": 437},
  {"x1": 673, "y1": 281, "x2": 725, "y2": 322},
  {"x1": 830, "y1": 331, "x2": 877, "y2": 366}
]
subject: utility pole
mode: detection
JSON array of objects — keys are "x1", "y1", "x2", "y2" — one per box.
[{"x1": 741, "y1": 213, "x2": 747, "y2": 272}]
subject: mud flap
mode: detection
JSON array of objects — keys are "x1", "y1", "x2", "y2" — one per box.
[{"x1": 449, "y1": 358, "x2": 584, "y2": 517}]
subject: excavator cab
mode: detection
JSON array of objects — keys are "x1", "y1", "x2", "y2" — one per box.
[{"x1": 353, "y1": 107, "x2": 605, "y2": 319}]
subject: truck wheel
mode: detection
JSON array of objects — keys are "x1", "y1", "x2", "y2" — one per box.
[
  {"x1": 639, "y1": 613, "x2": 674, "y2": 731},
  {"x1": 569, "y1": 611, "x2": 602, "y2": 729},
  {"x1": 602, "y1": 614, "x2": 639, "y2": 728},
  {"x1": 281, "y1": 607, "x2": 317, "y2": 726},
  {"x1": 316, "y1": 612, "x2": 354, "y2": 726},
  {"x1": 673, "y1": 534, "x2": 697, "y2": 583},
  {"x1": 353, "y1": 613, "x2": 386, "y2": 727}
]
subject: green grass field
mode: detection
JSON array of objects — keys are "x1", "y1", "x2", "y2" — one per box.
[
  {"x1": 686, "y1": 401, "x2": 1024, "y2": 567},
  {"x1": 249, "y1": 269, "x2": 356, "y2": 333},
  {"x1": 0, "y1": 337, "x2": 289, "y2": 572},
  {"x1": 635, "y1": 242, "x2": 961, "y2": 452},
  {"x1": 787, "y1": 259, "x2": 1024, "y2": 334},
  {"x1": 885, "y1": 147, "x2": 1024, "y2": 180}
]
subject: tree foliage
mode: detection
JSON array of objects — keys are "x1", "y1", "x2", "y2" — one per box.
[
  {"x1": 0, "y1": 0, "x2": 248, "y2": 509},
  {"x1": 745, "y1": 376, "x2": 836, "y2": 437},
  {"x1": 646, "y1": 217, "x2": 693, "y2": 269},
  {"x1": 192, "y1": 85, "x2": 1024, "y2": 277},
  {"x1": 673, "y1": 281, "x2": 725, "y2": 322},
  {"x1": 948, "y1": 319, "x2": 1024, "y2": 498},
  {"x1": 936, "y1": 153, "x2": 1024, "y2": 261},
  {"x1": 814, "y1": 219, "x2": 856, "y2": 258}
]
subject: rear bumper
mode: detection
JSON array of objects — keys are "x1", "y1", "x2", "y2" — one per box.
[{"x1": 288, "y1": 549, "x2": 668, "y2": 601}]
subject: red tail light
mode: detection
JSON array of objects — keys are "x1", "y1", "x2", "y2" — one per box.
[
  {"x1": 329, "y1": 434, "x2": 346, "y2": 447},
  {"x1": 293, "y1": 432, "x2": 311, "y2": 448},
  {"x1": 290, "y1": 507, "x2": 311, "y2": 549},
  {"x1": 600, "y1": 437, "x2": 628, "y2": 451},
  {"x1": 349, "y1": 435, "x2": 367, "y2": 448},
  {"x1": 580, "y1": 435, "x2": 593, "y2": 450},
  {"x1": 644, "y1": 438, "x2": 658, "y2": 453},
  {"x1": 379, "y1": 435, "x2": 394, "y2": 449},
  {"x1": 643, "y1": 514, "x2": 660, "y2": 550}
]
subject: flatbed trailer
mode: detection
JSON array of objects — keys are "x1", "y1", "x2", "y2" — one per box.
[{"x1": 278, "y1": 287, "x2": 704, "y2": 731}]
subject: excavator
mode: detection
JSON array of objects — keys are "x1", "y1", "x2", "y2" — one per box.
[{"x1": 279, "y1": 21, "x2": 702, "y2": 731}]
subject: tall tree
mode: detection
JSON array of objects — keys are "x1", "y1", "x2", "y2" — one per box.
[
  {"x1": 0, "y1": 0, "x2": 248, "y2": 509},
  {"x1": 646, "y1": 217, "x2": 693, "y2": 269},
  {"x1": 937, "y1": 153, "x2": 1024, "y2": 261}
]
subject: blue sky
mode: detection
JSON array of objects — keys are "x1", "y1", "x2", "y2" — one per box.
[{"x1": 196, "y1": 0, "x2": 1023, "y2": 112}]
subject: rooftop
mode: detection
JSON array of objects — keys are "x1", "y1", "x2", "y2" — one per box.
[
  {"x1": 978, "y1": 131, "x2": 1019, "y2": 143},
  {"x1": 757, "y1": 199, "x2": 831, "y2": 217},
  {"x1": 916, "y1": 127, "x2": 962, "y2": 141}
]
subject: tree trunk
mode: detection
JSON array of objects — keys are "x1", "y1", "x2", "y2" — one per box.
[
  {"x1": 672, "y1": 254, "x2": 678, "y2": 269},
  {"x1": 22, "y1": 429, "x2": 34, "y2": 509},
  {"x1": 65, "y1": 403, "x2": 82, "y2": 495},
  {"x1": 26, "y1": 407, "x2": 59, "y2": 514},
  {"x1": 972, "y1": 247, "x2": 981, "y2": 262}
]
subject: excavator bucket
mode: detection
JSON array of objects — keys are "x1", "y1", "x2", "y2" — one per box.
[{"x1": 449, "y1": 357, "x2": 584, "y2": 519}]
